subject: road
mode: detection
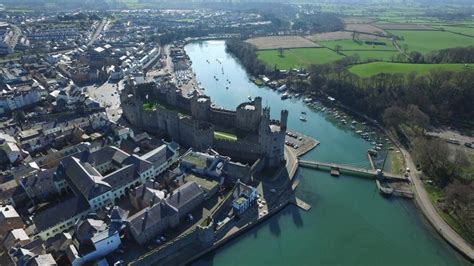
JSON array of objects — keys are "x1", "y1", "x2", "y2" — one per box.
[
  {"x1": 393, "y1": 135, "x2": 474, "y2": 261},
  {"x1": 9, "y1": 24, "x2": 21, "y2": 49},
  {"x1": 87, "y1": 18, "x2": 108, "y2": 47},
  {"x1": 323, "y1": 95, "x2": 473, "y2": 260}
]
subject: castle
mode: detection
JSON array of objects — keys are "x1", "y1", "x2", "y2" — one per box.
[{"x1": 120, "y1": 78, "x2": 288, "y2": 169}]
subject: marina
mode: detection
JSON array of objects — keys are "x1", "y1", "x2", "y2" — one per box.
[{"x1": 184, "y1": 40, "x2": 468, "y2": 266}]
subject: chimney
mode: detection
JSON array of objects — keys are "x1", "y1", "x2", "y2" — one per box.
[
  {"x1": 141, "y1": 207, "x2": 149, "y2": 232},
  {"x1": 141, "y1": 185, "x2": 146, "y2": 199}
]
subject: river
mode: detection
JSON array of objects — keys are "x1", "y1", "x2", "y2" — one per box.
[{"x1": 184, "y1": 40, "x2": 468, "y2": 266}]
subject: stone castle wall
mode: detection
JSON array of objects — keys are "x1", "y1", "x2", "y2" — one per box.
[
  {"x1": 208, "y1": 108, "x2": 236, "y2": 129},
  {"x1": 121, "y1": 80, "x2": 287, "y2": 168}
]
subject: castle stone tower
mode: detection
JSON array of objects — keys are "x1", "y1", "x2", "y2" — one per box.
[
  {"x1": 191, "y1": 94, "x2": 211, "y2": 121},
  {"x1": 280, "y1": 110, "x2": 288, "y2": 132},
  {"x1": 254, "y1": 96, "x2": 262, "y2": 113}
]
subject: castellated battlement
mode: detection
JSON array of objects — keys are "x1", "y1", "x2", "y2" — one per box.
[{"x1": 120, "y1": 81, "x2": 288, "y2": 169}]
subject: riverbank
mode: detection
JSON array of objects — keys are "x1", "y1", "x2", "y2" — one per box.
[
  {"x1": 239, "y1": 49, "x2": 474, "y2": 259},
  {"x1": 185, "y1": 40, "x2": 469, "y2": 265},
  {"x1": 320, "y1": 92, "x2": 474, "y2": 260},
  {"x1": 390, "y1": 134, "x2": 474, "y2": 262},
  {"x1": 246, "y1": 69, "x2": 474, "y2": 261}
]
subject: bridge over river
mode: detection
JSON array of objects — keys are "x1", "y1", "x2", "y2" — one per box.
[{"x1": 298, "y1": 159, "x2": 407, "y2": 181}]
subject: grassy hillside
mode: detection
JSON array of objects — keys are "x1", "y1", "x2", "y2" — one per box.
[
  {"x1": 389, "y1": 30, "x2": 474, "y2": 54},
  {"x1": 349, "y1": 62, "x2": 472, "y2": 77},
  {"x1": 257, "y1": 48, "x2": 343, "y2": 70}
]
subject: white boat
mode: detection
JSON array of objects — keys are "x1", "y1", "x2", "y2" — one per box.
[
  {"x1": 299, "y1": 116, "x2": 307, "y2": 122},
  {"x1": 281, "y1": 92, "x2": 290, "y2": 100},
  {"x1": 277, "y1": 84, "x2": 287, "y2": 92}
]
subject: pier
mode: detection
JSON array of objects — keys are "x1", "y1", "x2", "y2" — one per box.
[
  {"x1": 291, "y1": 197, "x2": 312, "y2": 211},
  {"x1": 298, "y1": 159, "x2": 407, "y2": 181}
]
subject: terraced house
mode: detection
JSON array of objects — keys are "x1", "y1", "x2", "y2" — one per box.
[{"x1": 32, "y1": 144, "x2": 179, "y2": 240}]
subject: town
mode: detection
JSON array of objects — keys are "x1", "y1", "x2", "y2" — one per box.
[
  {"x1": 0, "y1": 6, "x2": 322, "y2": 266},
  {"x1": 1, "y1": 1, "x2": 473, "y2": 266}
]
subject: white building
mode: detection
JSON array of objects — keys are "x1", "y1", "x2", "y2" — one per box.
[
  {"x1": 232, "y1": 180, "x2": 257, "y2": 216},
  {"x1": 33, "y1": 144, "x2": 179, "y2": 240},
  {"x1": 0, "y1": 133, "x2": 21, "y2": 163},
  {"x1": 67, "y1": 214, "x2": 124, "y2": 266}
]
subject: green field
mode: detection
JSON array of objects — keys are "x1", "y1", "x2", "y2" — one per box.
[
  {"x1": 321, "y1": 39, "x2": 396, "y2": 51},
  {"x1": 389, "y1": 30, "x2": 474, "y2": 54},
  {"x1": 343, "y1": 50, "x2": 401, "y2": 62},
  {"x1": 214, "y1": 131, "x2": 238, "y2": 141},
  {"x1": 435, "y1": 26, "x2": 474, "y2": 37},
  {"x1": 257, "y1": 48, "x2": 344, "y2": 69},
  {"x1": 460, "y1": 154, "x2": 474, "y2": 181},
  {"x1": 349, "y1": 62, "x2": 472, "y2": 77}
]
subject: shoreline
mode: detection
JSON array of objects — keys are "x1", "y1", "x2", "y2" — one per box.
[
  {"x1": 244, "y1": 69, "x2": 474, "y2": 260},
  {"x1": 140, "y1": 39, "x2": 472, "y2": 264}
]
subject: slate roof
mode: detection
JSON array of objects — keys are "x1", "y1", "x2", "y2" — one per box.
[
  {"x1": 20, "y1": 168, "x2": 55, "y2": 190},
  {"x1": 85, "y1": 146, "x2": 129, "y2": 166},
  {"x1": 123, "y1": 155, "x2": 153, "y2": 174},
  {"x1": 33, "y1": 196, "x2": 90, "y2": 232},
  {"x1": 76, "y1": 219, "x2": 106, "y2": 243},
  {"x1": 128, "y1": 202, "x2": 176, "y2": 236},
  {"x1": 59, "y1": 156, "x2": 110, "y2": 200},
  {"x1": 130, "y1": 181, "x2": 165, "y2": 206},
  {"x1": 140, "y1": 145, "x2": 168, "y2": 167},
  {"x1": 165, "y1": 182, "x2": 203, "y2": 212},
  {"x1": 102, "y1": 164, "x2": 136, "y2": 190}
]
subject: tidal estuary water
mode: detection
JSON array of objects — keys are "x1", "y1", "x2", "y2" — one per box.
[{"x1": 184, "y1": 41, "x2": 469, "y2": 266}]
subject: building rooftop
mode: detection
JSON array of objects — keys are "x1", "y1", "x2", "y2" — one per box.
[
  {"x1": 184, "y1": 174, "x2": 219, "y2": 193},
  {"x1": 128, "y1": 202, "x2": 177, "y2": 236},
  {"x1": 33, "y1": 196, "x2": 90, "y2": 232},
  {"x1": 165, "y1": 181, "x2": 204, "y2": 212},
  {"x1": 32, "y1": 253, "x2": 56, "y2": 265},
  {"x1": 181, "y1": 151, "x2": 209, "y2": 169},
  {"x1": 0, "y1": 205, "x2": 20, "y2": 219}
]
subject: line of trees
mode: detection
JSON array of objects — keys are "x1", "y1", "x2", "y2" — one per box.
[
  {"x1": 225, "y1": 39, "x2": 267, "y2": 76},
  {"x1": 410, "y1": 46, "x2": 474, "y2": 64},
  {"x1": 291, "y1": 13, "x2": 344, "y2": 33},
  {"x1": 308, "y1": 63, "x2": 474, "y2": 129}
]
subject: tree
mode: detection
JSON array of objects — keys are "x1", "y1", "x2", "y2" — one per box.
[
  {"x1": 278, "y1": 47, "x2": 284, "y2": 57},
  {"x1": 402, "y1": 44, "x2": 409, "y2": 53},
  {"x1": 335, "y1": 44, "x2": 342, "y2": 53},
  {"x1": 406, "y1": 104, "x2": 430, "y2": 132},
  {"x1": 409, "y1": 51, "x2": 424, "y2": 63},
  {"x1": 412, "y1": 137, "x2": 467, "y2": 188},
  {"x1": 383, "y1": 106, "x2": 407, "y2": 128}
]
